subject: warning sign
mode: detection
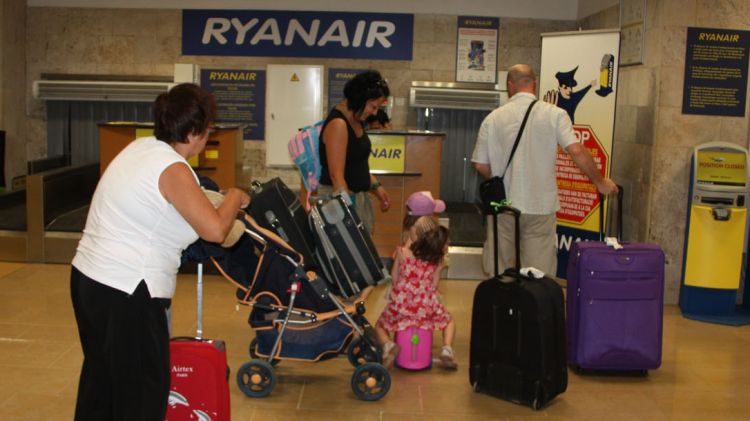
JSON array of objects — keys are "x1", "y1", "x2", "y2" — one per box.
[
  {"x1": 291, "y1": 73, "x2": 300, "y2": 82},
  {"x1": 556, "y1": 125, "x2": 607, "y2": 224}
]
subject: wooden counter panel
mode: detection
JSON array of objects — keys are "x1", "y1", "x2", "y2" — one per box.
[
  {"x1": 99, "y1": 126, "x2": 137, "y2": 175},
  {"x1": 370, "y1": 133, "x2": 443, "y2": 257},
  {"x1": 98, "y1": 124, "x2": 243, "y2": 191}
]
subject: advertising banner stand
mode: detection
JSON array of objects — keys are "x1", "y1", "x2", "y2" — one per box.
[{"x1": 540, "y1": 30, "x2": 620, "y2": 277}]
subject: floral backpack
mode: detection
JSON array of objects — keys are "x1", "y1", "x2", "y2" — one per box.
[{"x1": 287, "y1": 120, "x2": 325, "y2": 209}]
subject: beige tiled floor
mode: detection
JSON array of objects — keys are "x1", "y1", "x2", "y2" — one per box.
[{"x1": 0, "y1": 262, "x2": 749, "y2": 420}]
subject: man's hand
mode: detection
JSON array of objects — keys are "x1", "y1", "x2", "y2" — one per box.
[{"x1": 596, "y1": 178, "x2": 618, "y2": 195}]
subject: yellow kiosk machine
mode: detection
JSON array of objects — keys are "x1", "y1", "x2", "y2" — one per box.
[{"x1": 680, "y1": 141, "x2": 750, "y2": 325}]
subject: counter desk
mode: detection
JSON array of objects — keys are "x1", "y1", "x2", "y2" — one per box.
[{"x1": 367, "y1": 130, "x2": 444, "y2": 257}]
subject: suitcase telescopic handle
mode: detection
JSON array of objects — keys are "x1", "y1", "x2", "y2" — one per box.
[
  {"x1": 599, "y1": 185, "x2": 624, "y2": 242},
  {"x1": 492, "y1": 205, "x2": 521, "y2": 274}
]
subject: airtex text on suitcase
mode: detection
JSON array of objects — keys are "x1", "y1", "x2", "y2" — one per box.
[
  {"x1": 566, "y1": 188, "x2": 665, "y2": 373},
  {"x1": 469, "y1": 206, "x2": 567, "y2": 410},
  {"x1": 166, "y1": 263, "x2": 230, "y2": 421}
]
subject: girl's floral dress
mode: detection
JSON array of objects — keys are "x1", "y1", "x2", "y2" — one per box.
[{"x1": 377, "y1": 251, "x2": 452, "y2": 332}]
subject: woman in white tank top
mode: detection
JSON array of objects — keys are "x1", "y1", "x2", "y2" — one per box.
[{"x1": 70, "y1": 83, "x2": 250, "y2": 420}]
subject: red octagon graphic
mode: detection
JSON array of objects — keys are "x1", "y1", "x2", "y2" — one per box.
[{"x1": 556, "y1": 125, "x2": 608, "y2": 224}]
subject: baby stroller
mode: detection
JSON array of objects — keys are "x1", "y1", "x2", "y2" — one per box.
[{"x1": 199, "y1": 214, "x2": 391, "y2": 401}]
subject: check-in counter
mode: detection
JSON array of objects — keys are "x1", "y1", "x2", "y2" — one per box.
[
  {"x1": 98, "y1": 122, "x2": 244, "y2": 191},
  {"x1": 368, "y1": 130, "x2": 445, "y2": 257}
]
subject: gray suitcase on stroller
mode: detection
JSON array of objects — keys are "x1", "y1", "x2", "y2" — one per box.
[{"x1": 309, "y1": 195, "x2": 390, "y2": 297}]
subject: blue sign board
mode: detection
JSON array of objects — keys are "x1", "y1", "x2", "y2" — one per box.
[
  {"x1": 683, "y1": 27, "x2": 750, "y2": 117},
  {"x1": 183, "y1": 10, "x2": 413, "y2": 60},
  {"x1": 200, "y1": 69, "x2": 266, "y2": 141},
  {"x1": 327, "y1": 68, "x2": 362, "y2": 110}
]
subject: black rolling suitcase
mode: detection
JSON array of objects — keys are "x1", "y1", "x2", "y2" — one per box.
[
  {"x1": 308, "y1": 194, "x2": 390, "y2": 298},
  {"x1": 469, "y1": 206, "x2": 567, "y2": 410},
  {"x1": 247, "y1": 178, "x2": 316, "y2": 266}
]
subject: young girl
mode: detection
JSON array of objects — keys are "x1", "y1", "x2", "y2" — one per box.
[
  {"x1": 401, "y1": 191, "x2": 446, "y2": 248},
  {"x1": 375, "y1": 224, "x2": 457, "y2": 369}
]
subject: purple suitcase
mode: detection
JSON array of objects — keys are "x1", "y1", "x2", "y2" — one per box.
[{"x1": 566, "y1": 189, "x2": 665, "y2": 372}]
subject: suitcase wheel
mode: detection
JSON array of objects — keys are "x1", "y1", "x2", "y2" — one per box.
[
  {"x1": 237, "y1": 360, "x2": 276, "y2": 398},
  {"x1": 351, "y1": 362, "x2": 390, "y2": 401},
  {"x1": 347, "y1": 336, "x2": 382, "y2": 367}
]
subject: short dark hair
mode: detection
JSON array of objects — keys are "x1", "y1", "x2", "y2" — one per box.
[
  {"x1": 366, "y1": 108, "x2": 390, "y2": 125},
  {"x1": 153, "y1": 83, "x2": 216, "y2": 144},
  {"x1": 411, "y1": 225, "x2": 449, "y2": 265},
  {"x1": 344, "y1": 70, "x2": 390, "y2": 114}
]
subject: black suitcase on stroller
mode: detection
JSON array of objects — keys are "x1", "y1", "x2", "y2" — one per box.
[
  {"x1": 309, "y1": 194, "x2": 390, "y2": 298},
  {"x1": 469, "y1": 206, "x2": 567, "y2": 410},
  {"x1": 247, "y1": 178, "x2": 316, "y2": 266}
]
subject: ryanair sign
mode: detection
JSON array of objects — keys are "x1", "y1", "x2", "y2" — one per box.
[{"x1": 183, "y1": 10, "x2": 414, "y2": 60}]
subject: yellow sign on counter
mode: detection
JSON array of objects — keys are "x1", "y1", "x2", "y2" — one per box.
[
  {"x1": 369, "y1": 134, "x2": 405, "y2": 173},
  {"x1": 135, "y1": 128, "x2": 153, "y2": 139},
  {"x1": 684, "y1": 205, "x2": 746, "y2": 289},
  {"x1": 696, "y1": 150, "x2": 747, "y2": 187}
]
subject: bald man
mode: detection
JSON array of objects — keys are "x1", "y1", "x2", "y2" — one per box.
[{"x1": 471, "y1": 64, "x2": 617, "y2": 276}]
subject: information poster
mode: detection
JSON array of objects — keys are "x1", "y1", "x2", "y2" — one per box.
[
  {"x1": 456, "y1": 16, "x2": 499, "y2": 83},
  {"x1": 683, "y1": 27, "x2": 750, "y2": 117},
  {"x1": 327, "y1": 68, "x2": 361, "y2": 110},
  {"x1": 200, "y1": 69, "x2": 266, "y2": 140},
  {"x1": 540, "y1": 30, "x2": 620, "y2": 277}
]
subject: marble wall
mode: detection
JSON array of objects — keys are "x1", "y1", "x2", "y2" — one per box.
[
  {"x1": 20, "y1": 7, "x2": 575, "y2": 188},
  {"x1": 581, "y1": 0, "x2": 750, "y2": 303}
]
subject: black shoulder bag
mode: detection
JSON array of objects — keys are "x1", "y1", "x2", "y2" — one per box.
[{"x1": 479, "y1": 100, "x2": 537, "y2": 215}]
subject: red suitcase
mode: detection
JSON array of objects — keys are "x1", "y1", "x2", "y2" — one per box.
[{"x1": 166, "y1": 263, "x2": 230, "y2": 421}]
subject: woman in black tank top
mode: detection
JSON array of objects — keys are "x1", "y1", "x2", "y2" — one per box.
[{"x1": 318, "y1": 70, "x2": 392, "y2": 233}]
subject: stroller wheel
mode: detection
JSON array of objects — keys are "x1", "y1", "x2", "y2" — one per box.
[
  {"x1": 249, "y1": 338, "x2": 281, "y2": 366},
  {"x1": 237, "y1": 360, "x2": 276, "y2": 398},
  {"x1": 347, "y1": 336, "x2": 382, "y2": 367},
  {"x1": 351, "y1": 362, "x2": 391, "y2": 401}
]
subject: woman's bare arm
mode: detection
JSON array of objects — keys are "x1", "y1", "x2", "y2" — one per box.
[{"x1": 159, "y1": 162, "x2": 249, "y2": 243}]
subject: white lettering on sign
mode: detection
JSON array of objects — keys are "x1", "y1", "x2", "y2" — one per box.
[
  {"x1": 366, "y1": 21, "x2": 396, "y2": 48},
  {"x1": 556, "y1": 234, "x2": 583, "y2": 251},
  {"x1": 202, "y1": 17, "x2": 396, "y2": 49},
  {"x1": 318, "y1": 20, "x2": 350, "y2": 47},
  {"x1": 203, "y1": 18, "x2": 231, "y2": 44},
  {"x1": 573, "y1": 129, "x2": 590, "y2": 143},
  {"x1": 285, "y1": 19, "x2": 319, "y2": 46},
  {"x1": 251, "y1": 19, "x2": 282, "y2": 45},
  {"x1": 232, "y1": 18, "x2": 259, "y2": 44}
]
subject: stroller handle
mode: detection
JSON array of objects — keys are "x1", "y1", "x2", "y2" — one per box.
[{"x1": 241, "y1": 214, "x2": 304, "y2": 267}]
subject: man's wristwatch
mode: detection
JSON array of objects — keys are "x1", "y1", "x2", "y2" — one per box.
[{"x1": 370, "y1": 181, "x2": 382, "y2": 191}]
